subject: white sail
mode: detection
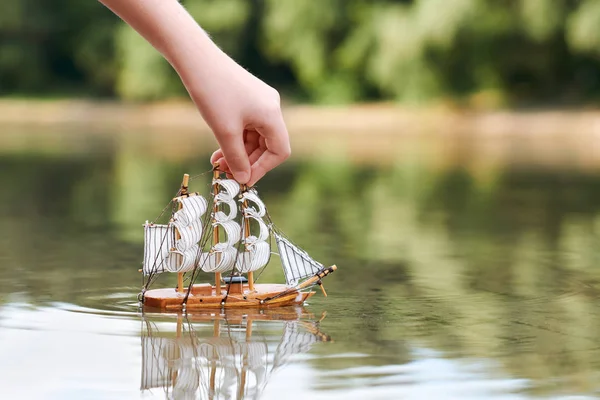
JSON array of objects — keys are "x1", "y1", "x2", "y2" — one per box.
[
  {"x1": 214, "y1": 192, "x2": 237, "y2": 222},
  {"x1": 236, "y1": 197, "x2": 272, "y2": 273},
  {"x1": 143, "y1": 223, "x2": 179, "y2": 276},
  {"x1": 216, "y1": 219, "x2": 241, "y2": 246},
  {"x1": 274, "y1": 233, "x2": 323, "y2": 286},
  {"x1": 215, "y1": 179, "x2": 240, "y2": 198},
  {"x1": 198, "y1": 243, "x2": 238, "y2": 273},
  {"x1": 244, "y1": 209, "x2": 270, "y2": 242},
  {"x1": 236, "y1": 241, "x2": 270, "y2": 273},
  {"x1": 240, "y1": 190, "x2": 266, "y2": 217},
  {"x1": 174, "y1": 219, "x2": 203, "y2": 252},
  {"x1": 191, "y1": 180, "x2": 243, "y2": 274},
  {"x1": 173, "y1": 195, "x2": 208, "y2": 227},
  {"x1": 173, "y1": 195, "x2": 207, "y2": 252},
  {"x1": 167, "y1": 245, "x2": 200, "y2": 273},
  {"x1": 141, "y1": 195, "x2": 207, "y2": 276},
  {"x1": 213, "y1": 179, "x2": 240, "y2": 223}
]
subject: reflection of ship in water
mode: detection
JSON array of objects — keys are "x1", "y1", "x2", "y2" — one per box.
[{"x1": 141, "y1": 307, "x2": 331, "y2": 399}]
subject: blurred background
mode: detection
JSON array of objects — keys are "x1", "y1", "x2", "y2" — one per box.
[
  {"x1": 1, "y1": 1, "x2": 600, "y2": 399},
  {"x1": 2, "y1": 0, "x2": 600, "y2": 104}
]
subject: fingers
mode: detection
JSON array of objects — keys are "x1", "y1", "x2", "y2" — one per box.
[
  {"x1": 211, "y1": 123, "x2": 288, "y2": 186},
  {"x1": 248, "y1": 147, "x2": 263, "y2": 166},
  {"x1": 210, "y1": 149, "x2": 223, "y2": 165},
  {"x1": 215, "y1": 130, "x2": 251, "y2": 184},
  {"x1": 244, "y1": 130, "x2": 260, "y2": 154},
  {"x1": 212, "y1": 130, "x2": 261, "y2": 177},
  {"x1": 248, "y1": 117, "x2": 290, "y2": 186}
]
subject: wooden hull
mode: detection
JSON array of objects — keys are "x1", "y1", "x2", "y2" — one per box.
[{"x1": 142, "y1": 282, "x2": 315, "y2": 311}]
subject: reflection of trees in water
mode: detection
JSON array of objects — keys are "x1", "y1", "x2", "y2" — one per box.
[
  {"x1": 2, "y1": 152, "x2": 600, "y2": 393},
  {"x1": 0, "y1": 155, "x2": 136, "y2": 304},
  {"x1": 281, "y1": 161, "x2": 600, "y2": 394}
]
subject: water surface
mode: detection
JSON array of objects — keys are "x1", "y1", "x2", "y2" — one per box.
[{"x1": 1, "y1": 125, "x2": 599, "y2": 399}]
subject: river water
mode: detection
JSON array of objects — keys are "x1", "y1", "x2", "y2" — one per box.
[{"x1": 0, "y1": 125, "x2": 599, "y2": 399}]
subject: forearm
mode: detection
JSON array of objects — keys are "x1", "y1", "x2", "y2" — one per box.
[{"x1": 99, "y1": 0, "x2": 223, "y2": 87}]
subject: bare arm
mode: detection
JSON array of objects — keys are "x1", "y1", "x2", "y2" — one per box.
[{"x1": 100, "y1": 0, "x2": 290, "y2": 185}]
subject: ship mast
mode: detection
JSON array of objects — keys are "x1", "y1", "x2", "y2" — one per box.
[
  {"x1": 213, "y1": 167, "x2": 222, "y2": 294},
  {"x1": 241, "y1": 184, "x2": 255, "y2": 292},
  {"x1": 176, "y1": 174, "x2": 189, "y2": 293}
]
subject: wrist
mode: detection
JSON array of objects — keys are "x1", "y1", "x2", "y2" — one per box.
[
  {"x1": 169, "y1": 32, "x2": 230, "y2": 87},
  {"x1": 172, "y1": 41, "x2": 241, "y2": 104},
  {"x1": 164, "y1": 26, "x2": 215, "y2": 70}
]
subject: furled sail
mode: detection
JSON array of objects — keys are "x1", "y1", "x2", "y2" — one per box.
[
  {"x1": 241, "y1": 190, "x2": 266, "y2": 217},
  {"x1": 198, "y1": 242, "x2": 238, "y2": 273},
  {"x1": 215, "y1": 179, "x2": 240, "y2": 199},
  {"x1": 196, "y1": 179, "x2": 242, "y2": 273},
  {"x1": 236, "y1": 190, "x2": 271, "y2": 273},
  {"x1": 236, "y1": 242, "x2": 270, "y2": 273},
  {"x1": 212, "y1": 181, "x2": 240, "y2": 227},
  {"x1": 197, "y1": 219, "x2": 241, "y2": 273},
  {"x1": 168, "y1": 195, "x2": 208, "y2": 273},
  {"x1": 213, "y1": 192, "x2": 237, "y2": 222},
  {"x1": 167, "y1": 245, "x2": 201, "y2": 273},
  {"x1": 213, "y1": 179, "x2": 239, "y2": 222},
  {"x1": 173, "y1": 195, "x2": 208, "y2": 227},
  {"x1": 236, "y1": 207, "x2": 271, "y2": 273},
  {"x1": 274, "y1": 233, "x2": 324, "y2": 286}
]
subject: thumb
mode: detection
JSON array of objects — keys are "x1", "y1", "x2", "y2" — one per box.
[{"x1": 216, "y1": 130, "x2": 251, "y2": 184}]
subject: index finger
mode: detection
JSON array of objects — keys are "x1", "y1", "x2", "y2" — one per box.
[{"x1": 216, "y1": 131, "x2": 251, "y2": 184}]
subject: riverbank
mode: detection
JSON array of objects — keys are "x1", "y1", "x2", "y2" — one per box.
[
  {"x1": 1, "y1": 98, "x2": 600, "y2": 134},
  {"x1": 1, "y1": 99, "x2": 599, "y2": 171}
]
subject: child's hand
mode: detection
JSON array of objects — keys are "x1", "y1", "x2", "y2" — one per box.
[
  {"x1": 99, "y1": 0, "x2": 290, "y2": 186},
  {"x1": 180, "y1": 49, "x2": 290, "y2": 186}
]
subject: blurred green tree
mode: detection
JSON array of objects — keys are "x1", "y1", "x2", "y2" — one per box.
[{"x1": 1, "y1": 0, "x2": 600, "y2": 104}]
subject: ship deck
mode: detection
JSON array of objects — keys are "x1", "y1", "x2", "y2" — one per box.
[{"x1": 142, "y1": 283, "x2": 314, "y2": 310}]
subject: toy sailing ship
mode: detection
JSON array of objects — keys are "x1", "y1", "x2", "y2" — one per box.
[
  {"x1": 141, "y1": 308, "x2": 331, "y2": 399},
  {"x1": 139, "y1": 169, "x2": 337, "y2": 310}
]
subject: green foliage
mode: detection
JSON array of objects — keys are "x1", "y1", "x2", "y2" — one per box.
[
  {"x1": 116, "y1": 25, "x2": 180, "y2": 100},
  {"x1": 567, "y1": 0, "x2": 600, "y2": 54},
  {"x1": 2, "y1": 0, "x2": 600, "y2": 104},
  {"x1": 520, "y1": 0, "x2": 565, "y2": 42}
]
